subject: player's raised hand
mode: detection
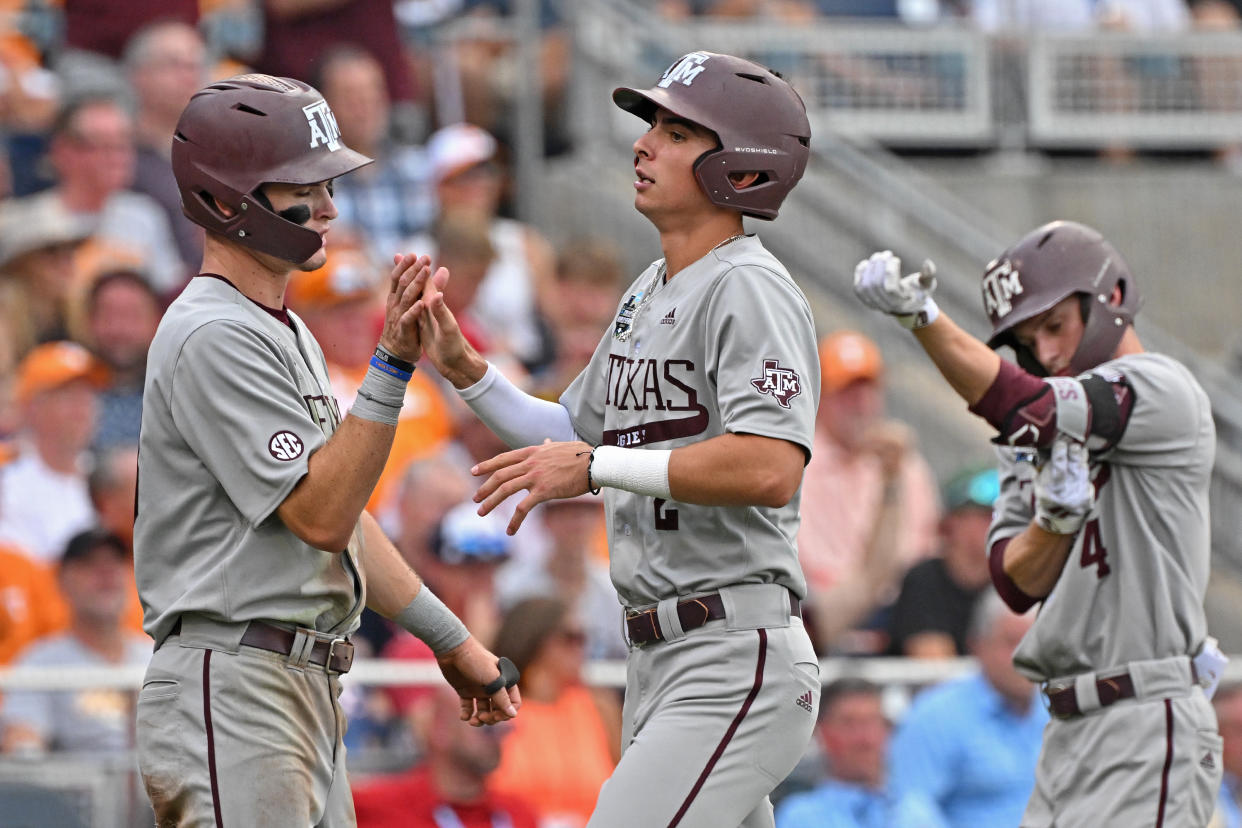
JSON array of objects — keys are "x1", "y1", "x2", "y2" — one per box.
[
  {"x1": 434, "y1": 636, "x2": 522, "y2": 727},
  {"x1": 416, "y1": 265, "x2": 489, "y2": 389},
  {"x1": 379, "y1": 253, "x2": 433, "y2": 362},
  {"x1": 471, "y1": 439, "x2": 595, "y2": 534},
  {"x1": 853, "y1": 251, "x2": 940, "y2": 330},
  {"x1": 1034, "y1": 436, "x2": 1094, "y2": 535}
]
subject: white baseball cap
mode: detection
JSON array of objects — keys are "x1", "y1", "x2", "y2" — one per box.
[{"x1": 426, "y1": 122, "x2": 498, "y2": 183}]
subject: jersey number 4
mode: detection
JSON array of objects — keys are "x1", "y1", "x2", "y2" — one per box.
[
  {"x1": 1079, "y1": 518, "x2": 1111, "y2": 578},
  {"x1": 653, "y1": 498, "x2": 679, "y2": 531}
]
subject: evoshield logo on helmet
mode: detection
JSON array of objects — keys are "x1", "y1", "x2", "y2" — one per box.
[
  {"x1": 982, "y1": 258, "x2": 1023, "y2": 318},
  {"x1": 303, "y1": 100, "x2": 342, "y2": 151},
  {"x1": 658, "y1": 52, "x2": 711, "y2": 89}
]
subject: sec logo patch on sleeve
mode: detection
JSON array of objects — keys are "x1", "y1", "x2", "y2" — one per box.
[
  {"x1": 750, "y1": 358, "x2": 802, "y2": 408},
  {"x1": 268, "y1": 431, "x2": 305, "y2": 460}
]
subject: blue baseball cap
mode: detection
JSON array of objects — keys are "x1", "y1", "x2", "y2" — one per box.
[
  {"x1": 431, "y1": 502, "x2": 512, "y2": 566},
  {"x1": 942, "y1": 466, "x2": 999, "y2": 513}
]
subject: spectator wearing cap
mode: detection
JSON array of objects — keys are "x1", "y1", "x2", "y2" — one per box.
[
  {"x1": 0, "y1": 193, "x2": 92, "y2": 361},
  {"x1": 380, "y1": 499, "x2": 513, "y2": 718},
  {"x1": 0, "y1": 342, "x2": 104, "y2": 563},
  {"x1": 83, "y1": 268, "x2": 164, "y2": 451},
  {"x1": 0, "y1": 529, "x2": 153, "y2": 755},
  {"x1": 286, "y1": 234, "x2": 454, "y2": 514},
  {"x1": 775, "y1": 678, "x2": 947, "y2": 828},
  {"x1": 797, "y1": 330, "x2": 940, "y2": 654},
  {"x1": 123, "y1": 20, "x2": 209, "y2": 268},
  {"x1": 403, "y1": 122, "x2": 556, "y2": 372},
  {"x1": 887, "y1": 465, "x2": 999, "y2": 658},
  {"x1": 888, "y1": 594, "x2": 1046, "y2": 828},
  {"x1": 38, "y1": 91, "x2": 187, "y2": 297},
  {"x1": 315, "y1": 44, "x2": 435, "y2": 261}
]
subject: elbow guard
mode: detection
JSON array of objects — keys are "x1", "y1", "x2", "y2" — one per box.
[{"x1": 972, "y1": 360, "x2": 1132, "y2": 450}]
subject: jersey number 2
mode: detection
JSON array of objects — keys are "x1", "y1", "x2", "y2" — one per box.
[
  {"x1": 653, "y1": 498, "x2": 679, "y2": 531},
  {"x1": 1079, "y1": 518, "x2": 1111, "y2": 578}
]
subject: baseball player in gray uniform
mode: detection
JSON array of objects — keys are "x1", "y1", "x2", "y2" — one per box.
[
  {"x1": 411, "y1": 52, "x2": 820, "y2": 827},
  {"x1": 134, "y1": 75, "x2": 519, "y2": 827},
  {"x1": 854, "y1": 220, "x2": 1225, "y2": 827}
]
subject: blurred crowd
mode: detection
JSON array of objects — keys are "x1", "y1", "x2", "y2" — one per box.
[{"x1": 0, "y1": 2, "x2": 1238, "y2": 827}]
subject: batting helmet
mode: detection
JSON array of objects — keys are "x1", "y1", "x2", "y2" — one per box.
[
  {"x1": 612, "y1": 51, "x2": 811, "y2": 221},
  {"x1": 171, "y1": 74, "x2": 372, "y2": 264},
  {"x1": 982, "y1": 220, "x2": 1142, "y2": 376}
]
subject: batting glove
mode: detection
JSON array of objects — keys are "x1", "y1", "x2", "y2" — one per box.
[
  {"x1": 1034, "y1": 437, "x2": 1094, "y2": 535},
  {"x1": 853, "y1": 251, "x2": 940, "y2": 330}
]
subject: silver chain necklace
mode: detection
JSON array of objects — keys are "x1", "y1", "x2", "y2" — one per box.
[{"x1": 613, "y1": 234, "x2": 746, "y2": 342}]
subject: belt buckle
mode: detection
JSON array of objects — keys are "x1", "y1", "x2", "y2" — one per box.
[
  {"x1": 1042, "y1": 677, "x2": 1078, "y2": 720},
  {"x1": 327, "y1": 637, "x2": 353, "y2": 673}
]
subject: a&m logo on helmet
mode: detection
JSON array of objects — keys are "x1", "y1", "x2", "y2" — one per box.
[
  {"x1": 658, "y1": 52, "x2": 712, "y2": 89},
  {"x1": 982, "y1": 257, "x2": 1023, "y2": 318},
  {"x1": 303, "y1": 99, "x2": 342, "y2": 152},
  {"x1": 750, "y1": 358, "x2": 802, "y2": 408}
]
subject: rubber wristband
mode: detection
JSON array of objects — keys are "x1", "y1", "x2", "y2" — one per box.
[
  {"x1": 578, "y1": 450, "x2": 601, "y2": 495},
  {"x1": 369, "y1": 354, "x2": 412, "y2": 382},
  {"x1": 589, "y1": 445, "x2": 672, "y2": 499},
  {"x1": 373, "y1": 345, "x2": 415, "y2": 375},
  {"x1": 394, "y1": 586, "x2": 470, "y2": 655}
]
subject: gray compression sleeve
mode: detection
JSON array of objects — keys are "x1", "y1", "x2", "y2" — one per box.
[
  {"x1": 394, "y1": 587, "x2": 470, "y2": 655},
  {"x1": 457, "y1": 362, "x2": 578, "y2": 448}
]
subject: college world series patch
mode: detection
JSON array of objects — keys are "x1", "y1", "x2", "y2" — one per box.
[{"x1": 750, "y1": 359, "x2": 802, "y2": 408}]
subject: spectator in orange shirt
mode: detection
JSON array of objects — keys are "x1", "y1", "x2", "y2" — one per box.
[
  {"x1": 286, "y1": 234, "x2": 455, "y2": 513},
  {"x1": 0, "y1": 542, "x2": 65, "y2": 666},
  {"x1": 353, "y1": 684, "x2": 538, "y2": 828},
  {"x1": 488, "y1": 597, "x2": 620, "y2": 828},
  {"x1": 797, "y1": 330, "x2": 940, "y2": 654}
]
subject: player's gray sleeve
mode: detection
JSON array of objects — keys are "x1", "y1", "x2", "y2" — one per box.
[
  {"x1": 1101, "y1": 355, "x2": 1211, "y2": 466},
  {"x1": 457, "y1": 362, "x2": 578, "y2": 448},
  {"x1": 703, "y1": 265, "x2": 818, "y2": 458},
  {"x1": 168, "y1": 321, "x2": 327, "y2": 527}
]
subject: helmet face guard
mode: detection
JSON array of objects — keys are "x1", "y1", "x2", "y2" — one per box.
[
  {"x1": 612, "y1": 52, "x2": 811, "y2": 221},
  {"x1": 172, "y1": 74, "x2": 372, "y2": 264},
  {"x1": 982, "y1": 220, "x2": 1143, "y2": 376}
]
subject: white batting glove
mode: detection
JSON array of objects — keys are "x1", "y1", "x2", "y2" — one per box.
[
  {"x1": 852, "y1": 251, "x2": 940, "y2": 330},
  {"x1": 1034, "y1": 437, "x2": 1094, "y2": 534}
]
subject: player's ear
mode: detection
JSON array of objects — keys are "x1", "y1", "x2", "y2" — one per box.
[
  {"x1": 727, "y1": 171, "x2": 762, "y2": 191},
  {"x1": 211, "y1": 195, "x2": 236, "y2": 218}
]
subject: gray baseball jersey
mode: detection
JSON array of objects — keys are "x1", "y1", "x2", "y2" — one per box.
[
  {"x1": 560, "y1": 234, "x2": 819, "y2": 608},
  {"x1": 987, "y1": 352, "x2": 1213, "y2": 682},
  {"x1": 135, "y1": 275, "x2": 366, "y2": 645}
]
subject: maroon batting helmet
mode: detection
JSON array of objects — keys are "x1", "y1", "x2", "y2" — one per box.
[
  {"x1": 613, "y1": 51, "x2": 811, "y2": 221},
  {"x1": 982, "y1": 220, "x2": 1143, "y2": 376},
  {"x1": 171, "y1": 74, "x2": 372, "y2": 264}
]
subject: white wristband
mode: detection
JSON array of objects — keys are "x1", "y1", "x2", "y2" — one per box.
[{"x1": 590, "y1": 445, "x2": 672, "y2": 500}]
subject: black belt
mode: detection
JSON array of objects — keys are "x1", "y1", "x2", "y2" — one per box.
[
  {"x1": 1045, "y1": 672, "x2": 1135, "y2": 719},
  {"x1": 167, "y1": 618, "x2": 354, "y2": 674},
  {"x1": 625, "y1": 592, "x2": 801, "y2": 646}
]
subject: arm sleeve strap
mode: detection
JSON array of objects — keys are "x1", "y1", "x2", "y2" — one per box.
[{"x1": 457, "y1": 362, "x2": 579, "y2": 448}]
